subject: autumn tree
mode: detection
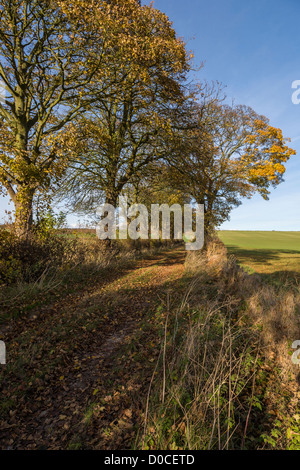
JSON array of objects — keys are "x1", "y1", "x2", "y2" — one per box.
[
  {"x1": 0, "y1": 0, "x2": 161, "y2": 237},
  {"x1": 166, "y1": 97, "x2": 296, "y2": 232},
  {"x1": 59, "y1": 2, "x2": 190, "y2": 213}
]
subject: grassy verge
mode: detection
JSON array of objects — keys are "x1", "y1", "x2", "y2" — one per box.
[{"x1": 139, "y1": 239, "x2": 300, "y2": 450}]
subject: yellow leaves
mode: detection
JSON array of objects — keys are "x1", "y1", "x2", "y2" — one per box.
[
  {"x1": 253, "y1": 119, "x2": 266, "y2": 130},
  {"x1": 245, "y1": 135, "x2": 257, "y2": 144},
  {"x1": 243, "y1": 118, "x2": 296, "y2": 186},
  {"x1": 274, "y1": 163, "x2": 285, "y2": 174}
]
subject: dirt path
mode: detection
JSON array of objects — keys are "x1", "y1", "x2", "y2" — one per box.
[{"x1": 0, "y1": 246, "x2": 187, "y2": 450}]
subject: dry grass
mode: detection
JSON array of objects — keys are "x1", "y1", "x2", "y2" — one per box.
[
  {"x1": 187, "y1": 238, "x2": 300, "y2": 380},
  {"x1": 140, "y1": 238, "x2": 300, "y2": 450}
]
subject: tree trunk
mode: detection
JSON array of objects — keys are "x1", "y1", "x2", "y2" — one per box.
[
  {"x1": 14, "y1": 188, "x2": 35, "y2": 239},
  {"x1": 102, "y1": 189, "x2": 118, "y2": 248},
  {"x1": 105, "y1": 189, "x2": 118, "y2": 208}
]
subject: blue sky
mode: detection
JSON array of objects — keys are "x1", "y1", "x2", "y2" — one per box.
[
  {"x1": 143, "y1": 0, "x2": 300, "y2": 230},
  {"x1": 1, "y1": 0, "x2": 299, "y2": 230}
]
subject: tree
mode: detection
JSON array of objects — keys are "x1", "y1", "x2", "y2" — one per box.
[
  {"x1": 166, "y1": 98, "x2": 296, "y2": 232},
  {"x1": 0, "y1": 0, "x2": 159, "y2": 237},
  {"x1": 59, "y1": 2, "x2": 190, "y2": 213}
]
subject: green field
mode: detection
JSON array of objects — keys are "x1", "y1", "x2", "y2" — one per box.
[{"x1": 218, "y1": 231, "x2": 300, "y2": 278}]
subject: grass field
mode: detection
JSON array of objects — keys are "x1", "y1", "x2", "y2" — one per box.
[{"x1": 218, "y1": 231, "x2": 300, "y2": 279}]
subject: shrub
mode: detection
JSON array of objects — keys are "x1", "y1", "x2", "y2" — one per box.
[{"x1": 0, "y1": 229, "x2": 78, "y2": 285}]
